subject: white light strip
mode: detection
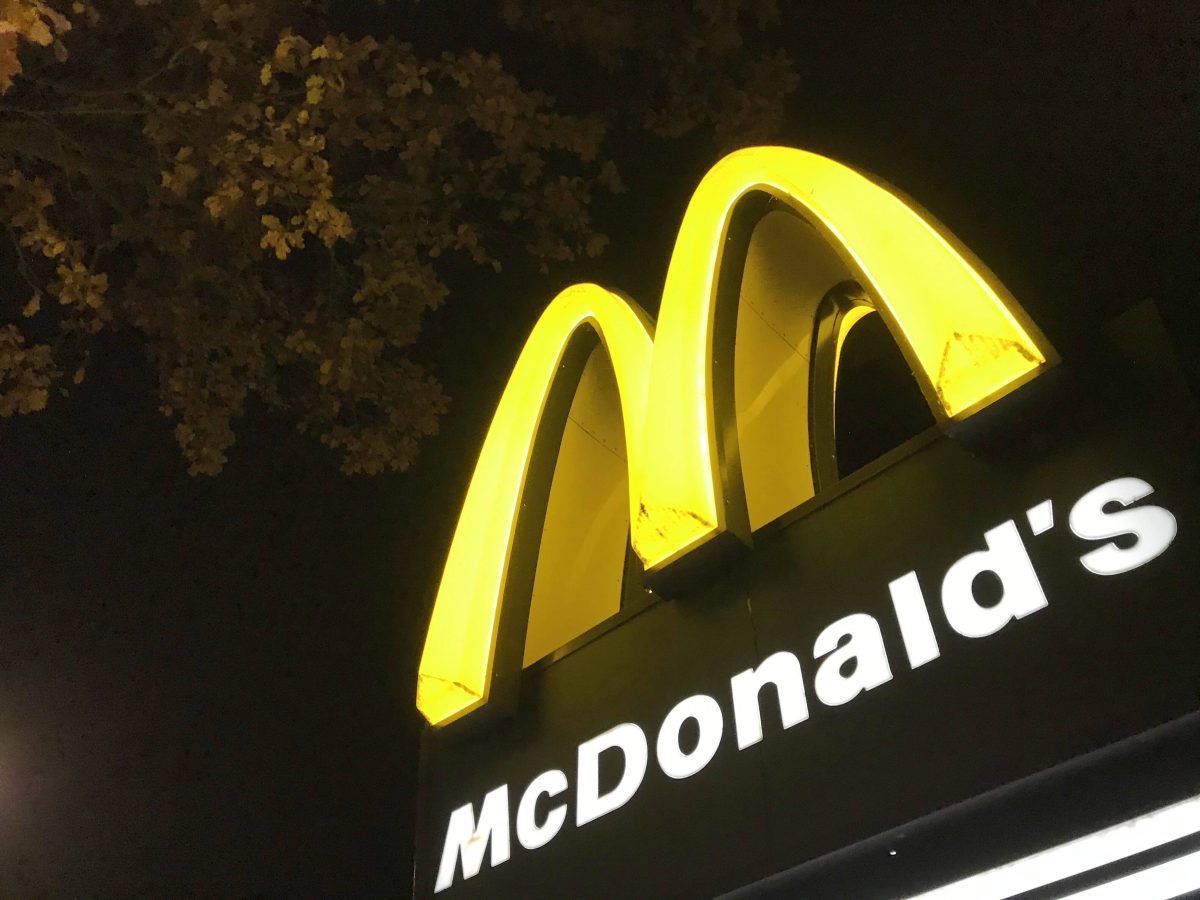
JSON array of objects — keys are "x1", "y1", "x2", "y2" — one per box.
[
  {"x1": 1056, "y1": 846, "x2": 1200, "y2": 900},
  {"x1": 904, "y1": 793, "x2": 1200, "y2": 900}
]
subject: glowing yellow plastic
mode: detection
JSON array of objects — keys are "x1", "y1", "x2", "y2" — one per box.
[
  {"x1": 416, "y1": 284, "x2": 654, "y2": 727},
  {"x1": 636, "y1": 147, "x2": 1046, "y2": 569},
  {"x1": 417, "y1": 146, "x2": 1051, "y2": 725},
  {"x1": 833, "y1": 305, "x2": 876, "y2": 388}
]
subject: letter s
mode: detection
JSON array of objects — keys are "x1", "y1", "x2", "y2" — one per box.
[{"x1": 1069, "y1": 477, "x2": 1177, "y2": 575}]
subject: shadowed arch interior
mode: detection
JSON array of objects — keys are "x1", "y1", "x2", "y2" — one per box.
[
  {"x1": 523, "y1": 345, "x2": 632, "y2": 666},
  {"x1": 733, "y1": 208, "x2": 857, "y2": 531}
]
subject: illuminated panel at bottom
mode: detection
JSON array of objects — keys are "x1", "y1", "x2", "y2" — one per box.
[
  {"x1": 1059, "y1": 847, "x2": 1200, "y2": 900},
  {"x1": 905, "y1": 792, "x2": 1200, "y2": 900}
]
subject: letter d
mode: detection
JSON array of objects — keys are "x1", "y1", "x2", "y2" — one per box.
[
  {"x1": 941, "y1": 520, "x2": 1048, "y2": 638},
  {"x1": 576, "y1": 723, "x2": 648, "y2": 827}
]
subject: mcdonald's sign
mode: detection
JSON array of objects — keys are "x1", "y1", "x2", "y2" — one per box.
[
  {"x1": 417, "y1": 146, "x2": 1054, "y2": 728},
  {"x1": 413, "y1": 147, "x2": 1200, "y2": 899}
]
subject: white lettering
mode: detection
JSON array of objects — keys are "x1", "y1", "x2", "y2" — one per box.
[
  {"x1": 656, "y1": 694, "x2": 724, "y2": 778},
  {"x1": 516, "y1": 769, "x2": 568, "y2": 851},
  {"x1": 812, "y1": 613, "x2": 893, "y2": 706},
  {"x1": 435, "y1": 785, "x2": 511, "y2": 893},
  {"x1": 889, "y1": 571, "x2": 940, "y2": 669},
  {"x1": 576, "y1": 723, "x2": 648, "y2": 826},
  {"x1": 1069, "y1": 477, "x2": 1177, "y2": 575},
  {"x1": 432, "y1": 483, "x2": 1182, "y2": 889},
  {"x1": 730, "y1": 651, "x2": 809, "y2": 749},
  {"x1": 941, "y1": 520, "x2": 1047, "y2": 638}
]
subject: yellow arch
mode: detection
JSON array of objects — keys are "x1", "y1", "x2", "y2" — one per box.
[
  {"x1": 416, "y1": 284, "x2": 654, "y2": 727},
  {"x1": 635, "y1": 146, "x2": 1048, "y2": 570},
  {"x1": 417, "y1": 147, "x2": 1052, "y2": 726}
]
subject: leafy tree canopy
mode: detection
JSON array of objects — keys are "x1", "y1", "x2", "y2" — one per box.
[{"x1": 0, "y1": 0, "x2": 797, "y2": 474}]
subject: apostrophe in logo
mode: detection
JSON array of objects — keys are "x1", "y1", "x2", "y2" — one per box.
[{"x1": 416, "y1": 146, "x2": 1054, "y2": 727}]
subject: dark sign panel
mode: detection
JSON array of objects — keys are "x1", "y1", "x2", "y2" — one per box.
[{"x1": 414, "y1": 317, "x2": 1200, "y2": 898}]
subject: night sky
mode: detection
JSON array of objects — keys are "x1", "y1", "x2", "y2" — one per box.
[{"x1": 2, "y1": 3, "x2": 1198, "y2": 896}]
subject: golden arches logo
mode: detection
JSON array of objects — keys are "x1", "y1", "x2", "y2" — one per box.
[{"x1": 417, "y1": 146, "x2": 1053, "y2": 727}]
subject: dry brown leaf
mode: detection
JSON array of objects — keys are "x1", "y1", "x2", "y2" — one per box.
[{"x1": 0, "y1": 31, "x2": 20, "y2": 94}]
